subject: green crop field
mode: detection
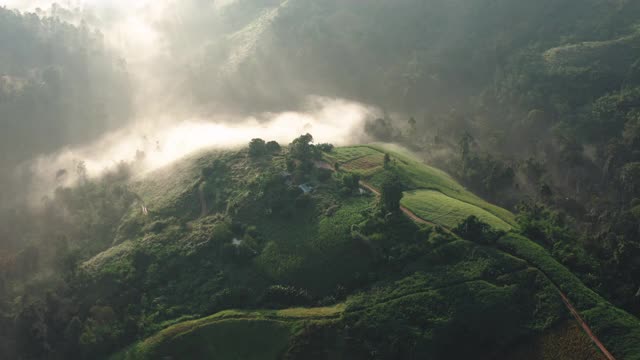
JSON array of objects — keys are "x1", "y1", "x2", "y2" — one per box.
[
  {"x1": 342, "y1": 153, "x2": 385, "y2": 177},
  {"x1": 326, "y1": 144, "x2": 516, "y2": 226},
  {"x1": 401, "y1": 190, "x2": 512, "y2": 230},
  {"x1": 324, "y1": 146, "x2": 381, "y2": 163}
]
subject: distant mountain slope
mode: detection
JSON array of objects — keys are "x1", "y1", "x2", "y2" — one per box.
[
  {"x1": 0, "y1": 7, "x2": 131, "y2": 172},
  {"x1": 178, "y1": 0, "x2": 640, "y2": 112}
]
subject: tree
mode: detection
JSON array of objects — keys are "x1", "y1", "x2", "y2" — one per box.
[
  {"x1": 408, "y1": 116, "x2": 417, "y2": 129},
  {"x1": 341, "y1": 173, "x2": 361, "y2": 194},
  {"x1": 453, "y1": 216, "x2": 502, "y2": 245},
  {"x1": 380, "y1": 174, "x2": 403, "y2": 213},
  {"x1": 459, "y1": 132, "x2": 474, "y2": 164},
  {"x1": 384, "y1": 153, "x2": 391, "y2": 169},
  {"x1": 289, "y1": 133, "x2": 318, "y2": 161},
  {"x1": 408, "y1": 117, "x2": 417, "y2": 140},
  {"x1": 265, "y1": 141, "x2": 281, "y2": 153},
  {"x1": 248, "y1": 138, "x2": 267, "y2": 157}
]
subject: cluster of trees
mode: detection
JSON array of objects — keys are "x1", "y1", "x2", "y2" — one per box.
[
  {"x1": 248, "y1": 138, "x2": 281, "y2": 158},
  {"x1": 380, "y1": 174, "x2": 404, "y2": 214},
  {"x1": 0, "y1": 162, "x2": 137, "y2": 359},
  {"x1": 453, "y1": 216, "x2": 504, "y2": 246}
]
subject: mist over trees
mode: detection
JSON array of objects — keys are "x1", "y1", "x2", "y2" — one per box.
[
  {"x1": 0, "y1": 7, "x2": 131, "y2": 204},
  {"x1": 2, "y1": 0, "x2": 640, "y2": 358}
]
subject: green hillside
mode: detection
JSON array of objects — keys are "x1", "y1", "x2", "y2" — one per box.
[
  {"x1": 324, "y1": 144, "x2": 516, "y2": 226},
  {"x1": 89, "y1": 142, "x2": 640, "y2": 359},
  {"x1": 3, "y1": 1, "x2": 640, "y2": 359}
]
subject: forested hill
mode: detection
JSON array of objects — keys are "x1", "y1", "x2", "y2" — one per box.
[
  {"x1": 0, "y1": 7, "x2": 131, "y2": 183},
  {"x1": 2, "y1": 1, "x2": 640, "y2": 359},
  {"x1": 182, "y1": 0, "x2": 640, "y2": 112},
  {"x1": 4, "y1": 138, "x2": 640, "y2": 359},
  {"x1": 182, "y1": 0, "x2": 640, "y2": 318}
]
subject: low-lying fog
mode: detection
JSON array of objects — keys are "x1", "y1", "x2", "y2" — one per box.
[
  {"x1": 23, "y1": 97, "x2": 377, "y2": 205},
  {"x1": 0, "y1": 1, "x2": 381, "y2": 206}
]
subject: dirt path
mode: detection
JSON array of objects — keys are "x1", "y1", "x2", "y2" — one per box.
[
  {"x1": 316, "y1": 160, "x2": 615, "y2": 359},
  {"x1": 558, "y1": 291, "x2": 616, "y2": 360},
  {"x1": 318, "y1": 159, "x2": 458, "y2": 235},
  {"x1": 358, "y1": 180, "x2": 455, "y2": 235}
]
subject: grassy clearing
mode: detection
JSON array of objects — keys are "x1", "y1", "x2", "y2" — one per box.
[{"x1": 401, "y1": 189, "x2": 512, "y2": 230}]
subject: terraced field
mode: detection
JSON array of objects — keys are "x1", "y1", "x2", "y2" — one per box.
[
  {"x1": 401, "y1": 190, "x2": 512, "y2": 231},
  {"x1": 326, "y1": 144, "x2": 516, "y2": 229},
  {"x1": 113, "y1": 306, "x2": 344, "y2": 360},
  {"x1": 341, "y1": 153, "x2": 385, "y2": 176}
]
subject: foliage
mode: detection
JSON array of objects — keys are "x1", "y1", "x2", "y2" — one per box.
[
  {"x1": 266, "y1": 141, "x2": 281, "y2": 153},
  {"x1": 340, "y1": 173, "x2": 360, "y2": 195},
  {"x1": 379, "y1": 173, "x2": 403, "y2": 213},
  {"x1": 248, "y1": 138, "x2": 267, "y2": 157},
  {"x1": 453, "y1": 215, "x2": 504, "y2": 245},
  {"x1": 316, "y1": 143, "x2": 334, "y2": 152},
  {"x1": 288, "y1": 133, "x2": 319, "y2": 162}
]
